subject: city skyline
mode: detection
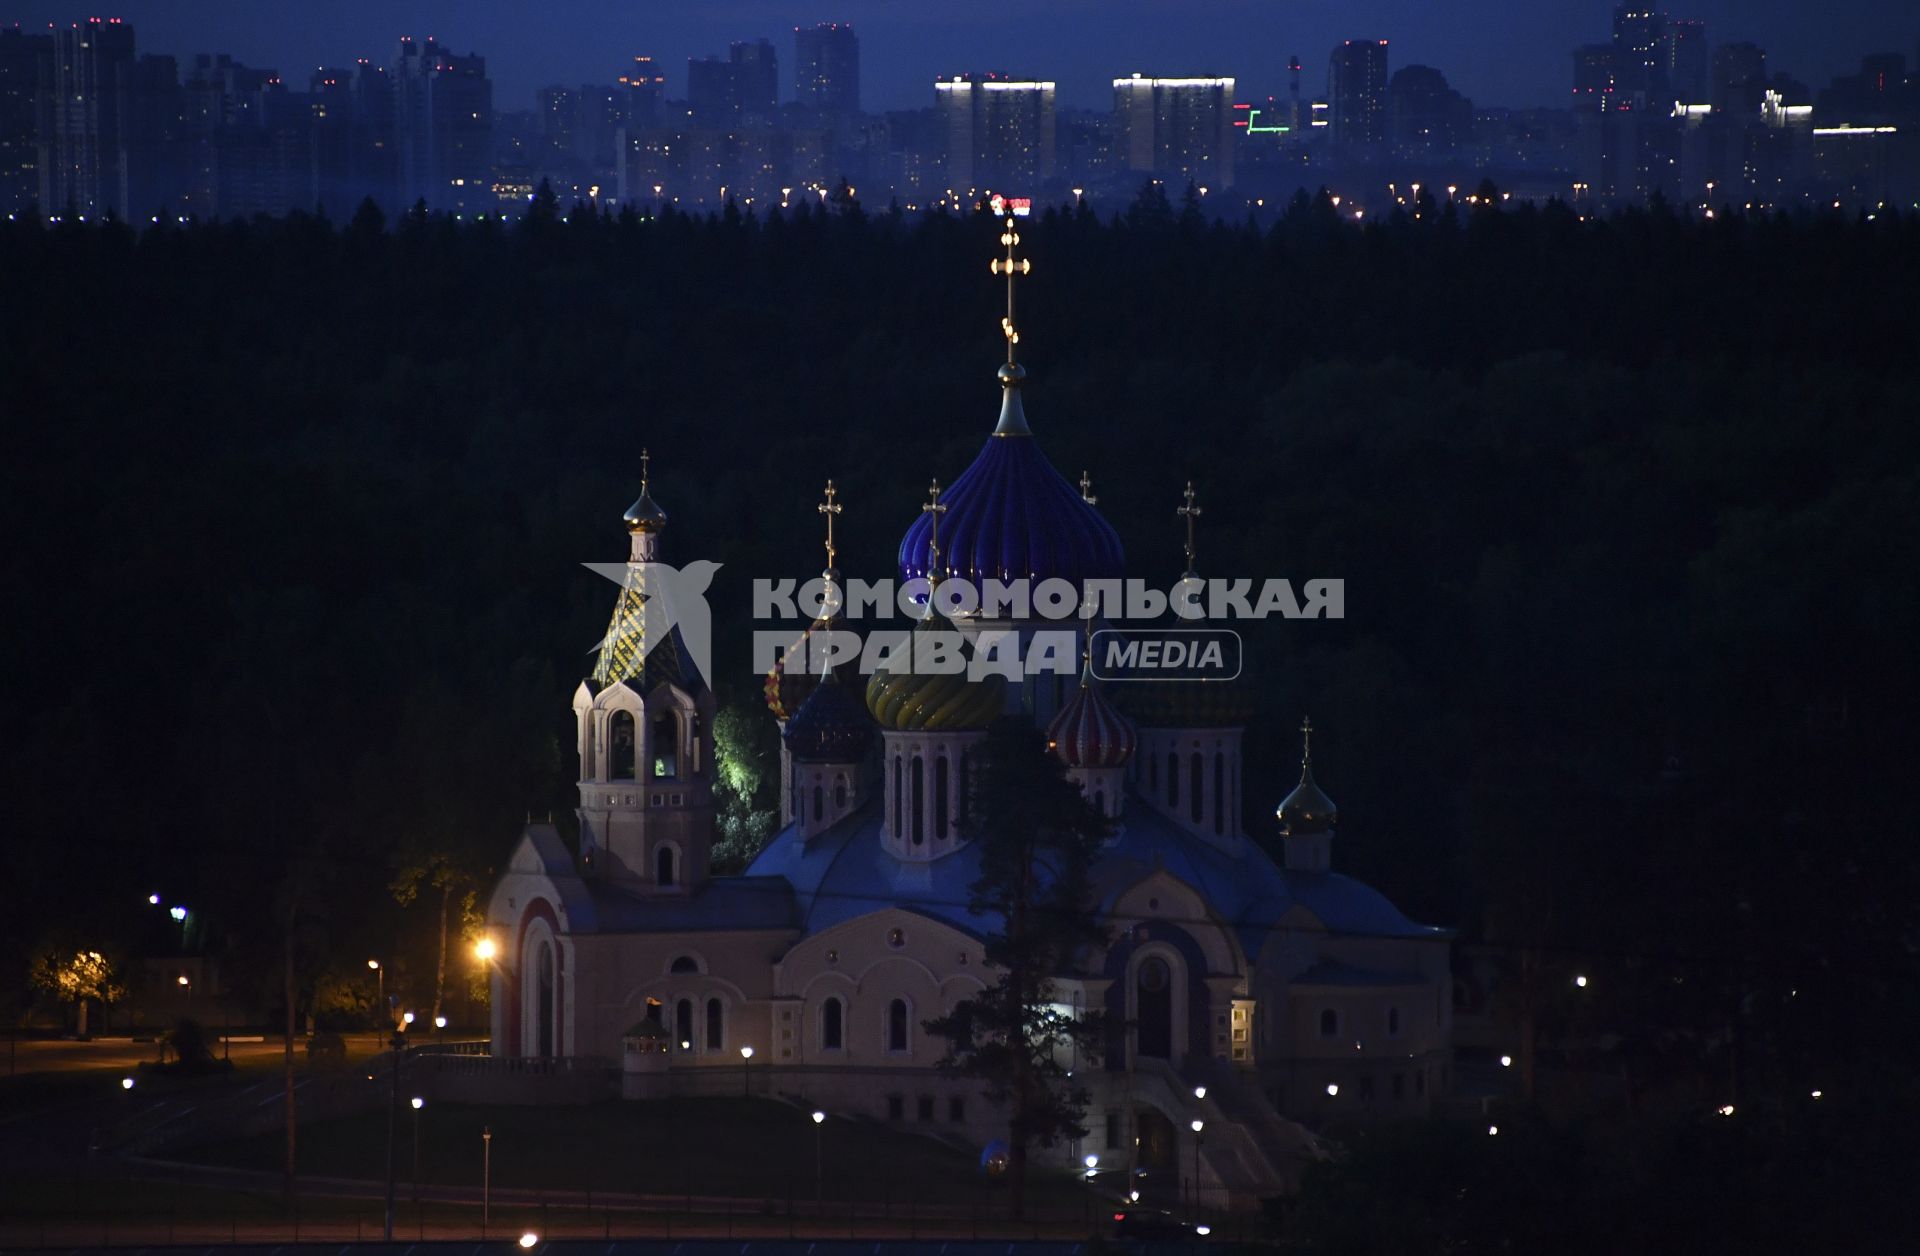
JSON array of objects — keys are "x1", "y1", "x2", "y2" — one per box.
[{"x1": 5, "y1": 0, "x2": 1913, "y2": 114}]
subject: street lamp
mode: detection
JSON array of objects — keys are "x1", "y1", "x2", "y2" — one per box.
[
  {"x1": 473, "y1": 937, "x2": 496, "y2": 962},
  {"x1": 740, "y1": 1044, "x2": 754, "y2": 1095},
  {"x1": 369, "y1": 959, "x2": 384, "y2": 1007},
  {"x1": 120, "y1": 1077, "x2": 135, "y2": 1090},
  {"x1": 1189, "y1": 1119, "x2": 1204, "y2": 1211},
  {"x1": 811, "y1": 1110, "x2": 826, "y2": 1204},
  {"x1": 177, "y1": 974, "x2": 191, "y2": 998},
  {"x1": 1193, "y1": 1085, "x2": 1206, "y2": 1100},
  {"x1": 1083, "y1": 1152, "x2": 1098, "y2": 1180},
  {"x1": 382, "y1": 1015, "x2": 408, "y2": 1240},
  {"x1": 518, "y1": 1232, "x2": 538, "y2": 1249},
  {"x1": 410, "y1": 1097, "x2": 425, "y2": 1203}
]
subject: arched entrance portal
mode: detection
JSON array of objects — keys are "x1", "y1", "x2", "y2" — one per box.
[
  {"x1": 1136, "y1": 955, "x2": 1173, "y2": 1059},
  {"x1": 532, "y1": 940, "x2": 555, "y2": 1057}
]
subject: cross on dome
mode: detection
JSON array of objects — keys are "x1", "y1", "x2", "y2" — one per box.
[{"x1": 1178, "y1": 480, "x2": 1203, "y2": 578}]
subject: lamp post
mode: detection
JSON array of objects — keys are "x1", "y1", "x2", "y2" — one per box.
[
  {"x1": 1189, "y1": 1119, "x2": 1204, "y2": 1212},
  {"x1": 740, "y1": 1044, "x2": 754, "y2": 1096},
  {"x1": 811, "y1": 1110, "x2": 825, "y2": 1205},
  {"x1": 382, "y1": 1015, "x2": 406, "y2": 1240},
  {"x1": 369, "y1": 959, "x2": 384, "y2": 1009},
  {"x1": 410, "y1": 1097, "x2": 424, "y2": 1204},
  {"x1": 483, "y1": 1125, "x2": 493, "y2": 1230}
]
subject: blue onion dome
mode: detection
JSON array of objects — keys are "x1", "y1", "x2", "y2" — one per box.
[
  {"x1": 897, "y1": 376, "x2": 1124, "y2": 591},
  {"x1": 1276, "y1": 719, "x2": 1338, "y2": 835},
  {"x1": 865, "y1": 618, "x2": 1005, "y2": 731},
  {"x1": 1046, "y1": 671, "x2": 1136, "y2": 768},
  {"x1": 783, "y1": 670, "x2": 875, "y2": 763}
]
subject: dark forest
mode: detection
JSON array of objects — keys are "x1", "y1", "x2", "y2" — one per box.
[{"x1": 3, "y1": 186, "x2": 1917, "y2": 1247}]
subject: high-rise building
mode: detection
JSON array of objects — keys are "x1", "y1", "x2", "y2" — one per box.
[
  {"x1": 1386, "y1": 65, "x2": 1473, "y2": 160},
  {"x1": 0, "y1": 26, "x2": 50, "y2": 214},
  {"x1": 393, "y1": 37, "x2": 492, "y2": 214},
  {"x1": 686, "y1": 57, "x2": 734, "y2": 126},
  {"x1": 1610, "y1": 6, "x2": 1669, "y2": 101},
  {"x1": 1667, "y1": 19, "x2": 1708, "y2": 103},
  {"x1": 934, "y1": 75, "x2": 1056, "y2": 193},
  {"x1": 1711, "y1": 42, "x2": 1767, "y2": 116},
  {"x1": 1111, "y1": 74, "x2": 1236, "y2": 188},
  {"x1": 1573, "y1": 43, "x2": 1617, "y2": 113},
  {"x1": 1328, "y1": 40, "x2": 1388, "y2": 155},
  {"x1": 794, "y1": 23, "x2": 859, "y2": 116},
  {"x1": 620, "y1": 56, "x2": 666, "y2": 130},
  {"x1": 39, "y1": 17, "x2": 137, "y2": 217},
  {"x1": 731, "y1": 39, "x2": 777, "y2": 119}
]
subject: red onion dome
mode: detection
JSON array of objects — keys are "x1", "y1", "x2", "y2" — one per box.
[{"x1": 1046, "y1": 677, "x2": 1136, "y2": 768}]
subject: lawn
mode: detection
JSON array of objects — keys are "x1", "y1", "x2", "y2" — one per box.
[{"x1": 172, "y1": 1095, "x2": 1097, "y2": 1208}]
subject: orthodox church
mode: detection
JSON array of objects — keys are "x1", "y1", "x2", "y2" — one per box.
[{"x1": 484, "y1": 227, "x2": 1453, "y2": 1204}]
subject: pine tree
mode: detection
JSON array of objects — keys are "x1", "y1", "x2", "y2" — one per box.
[{"x1": 925, "y1": 717, "x2": 1109, "y2": 1218}]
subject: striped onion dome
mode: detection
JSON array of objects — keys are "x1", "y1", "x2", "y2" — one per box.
[
  {"x1": 865, "y1": 618, "x2": 1005, "y2": 731},
  {"x1": 898, "y1": 367, "x2": 1124, "y2": 592},
  {"x1": 1046, "y1": 674, "x2": 1136, "y2": 768}
]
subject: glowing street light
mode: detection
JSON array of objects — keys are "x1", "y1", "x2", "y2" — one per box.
[
  {"x1": 121, "y1": 1077, "x2": 135, "y2": 1090},
  {"x1": 1717, "y1": 1104, "x2": 1735, "y2": 1117},
  {"x1": 1193, "y1": 1085, "x2": 1206, "y2": 1100},
  {"x1": 1500, "y1": 1055, "x2": 1513, "y2": 1068},
  {"x1": 740, "y1": 1044, "x2": 754, "y2": 1095},
  {"x1": 518, "y1": 1233, "x2": 539, "y2": 1249},
  {"x1": 1326, "y1": 1083, "x2": 1339, "y2": 1096},
  {"x1": 1488, "y1": 1125, "x2": 1499, "y2": 1136},
  {"x1": 811, "y1": 1110, "x2": 827, "y2": 1203},
  {"x1": 402, "y1": 1011, "x2": 415, "y2": 1026},
  {"x1": 148, "y1": 894, "x2": 161, "y2": 905},
  {"x1": 434, "y1": 1015, "x2": 447, "y2": 1030},
  {"x1": 1574, "y1": 975, "x2": 1589, "y2": 988},
  {"x1": 1811, "y1": 1090, "x2": 1824, "y2": 1099},
  {"x1": 169, "y1": 906, "x2": 187, "y2": 922},
  {"x1": 473, "y1": 937, "x2": 496, "y2": 962}
]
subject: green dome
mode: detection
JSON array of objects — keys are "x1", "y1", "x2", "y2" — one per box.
[{"x1": 865, "y1": 619, "x2": 1005, "y2": 731}]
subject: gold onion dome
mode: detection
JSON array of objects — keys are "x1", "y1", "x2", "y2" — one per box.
[
  {"x1": 1276, "y1": 718, "x2": 1338, "y2": 836},
  {"x1": 1046, "y1": 667, "x2": 1136, "y2": 768},
  {"x1": 623, "y1": 449, "x2": 668, "y2": 532},
  {"x1": 865, "y1": 618, "x2": 1005, "y2": 731}
]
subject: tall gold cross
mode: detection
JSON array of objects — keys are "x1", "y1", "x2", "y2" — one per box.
[
  {"x1": 640, "y1": 447, "x2": 651, "y2": 490},
  {"x1": 817, "y1": 479, "x2": 842, "y2": 571},
  {"x1": 1300, "y1": 716, "x2": 1314, "y2": 763},
  {"x1": 1177, "y1": 480, "x2": 1203, "y2": 577},
  {"x1": 1079, "y1": 470, "x2": 1097, "y2": 504},
  {"x1": 989, "y1": 219, "x2": 1032, "y2": 364},
  {"x1": 922, "y1": 478, "x2": 947, "y2": 588}
]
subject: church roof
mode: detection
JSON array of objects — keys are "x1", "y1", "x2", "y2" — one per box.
[
  {"x1": 585, "y1": 875, "x2": 797, "y2": 933},
  {"x1": 742, "y1": 787, "x2": 1445, "y2": 955}
]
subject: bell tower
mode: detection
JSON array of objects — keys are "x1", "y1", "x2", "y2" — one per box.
[{"x1": 572, "y1": 453, "x2": 718, "y2": 893}]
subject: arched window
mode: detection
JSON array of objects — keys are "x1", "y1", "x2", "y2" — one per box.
[
  {"x1": 690, "y1": 714, "x2": 704, "y2": 775},
  {"x1": 812, "y1": 784, "x2": 824, "y2": 823},
  {"x1": 1094, "y1": 787, "x2": 1106, "y2": 815},
  {"x1": 706, "y1": 997, "x2": 724, "y2": 1051},
  {"x1": 1167, "y1": 753, "x2": 1180, "y2": 807},
  {"x1": 675, "y1": 998, "x2": 693, "y2": 1051},
  {"x1": 1189, "y1": 753, "x2": 1204, "y2": 823},
  {"x1": 957, "y1": 751, "x2": 969, "y2": 824},
  {"x1": 910, "y1": 757, "x2": 925, "y2": 845},
  {"x1": 1318, "y1": 1008, "x2": 1339, "y2": 1038},
  {"x1": 651, "y1": 709, "x2": 679, "y2": 779},
  {"x1": 610, "y1": 711, "x2": 637, "y2": 780},
  {"x1": 1148, "y1": 751, "x2": 1159, "y2": 792},
  {"x1": 892, "y1": 755, "x2": 902, "y2": 837},
  {"x1": 834, "y1": 774, "x2": 848, "y2": 808},
  {"x1": 1213, "y1": 751, "x2": 1226, "y2": 836},
  {"x1": 669, "y1": 955, "x2": 699, "y2": 974},
  {"x1": 887, "y1": 998, "x2": 909, "y2": 1052},
  {"x1": 934, "y1": 758, "x2": 949, "y2": 840},
  {"x1": 534, "y1": 941, "x2": 556, "y2": 1057},
  {"x1": 656, "y1": 845, "x2": 677, "y2": 887},
  {"x1": 822, "y1": 996, "x2": 844, "y2": 1050}
]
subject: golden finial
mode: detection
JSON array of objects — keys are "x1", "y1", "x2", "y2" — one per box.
[
  {"x1": 1079, "y1": 470, "x2": 1097, "y2": 504},
  {"x1": 988, "y1": 209, "x2": 1032, "y2": 367},
  {"x1": 641, "y1": 447, "x2": 651, "y2": 491},
  {"x1": 1177, "y1": 480, "x2": 1203, "y2": 578},
  {"x1": 817, "y1": 479, "x2": 842, "y2": 573},
  {"x1": 921, "y1": 478, "x2": 947, "y2": 586}
]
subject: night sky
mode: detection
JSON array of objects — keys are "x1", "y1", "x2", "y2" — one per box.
[{"x1": 8, "y1": 1, "x2": 1914, "y2": 114}]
